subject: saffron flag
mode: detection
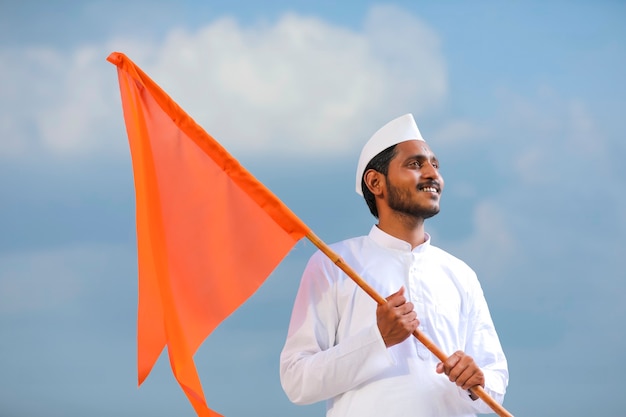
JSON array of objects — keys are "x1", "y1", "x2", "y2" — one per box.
[{"x1": 107, "y1": 52, "x2": 311, "y2": 417}]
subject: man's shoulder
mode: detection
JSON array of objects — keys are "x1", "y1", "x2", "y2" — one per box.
[
  {"x1": 308, "y1": 234, "x2": 370, "y2": 262},
  {"x1": 323, "y1": 235, "x2": 369, "y2": 253},
  {"x1": 330, "y1": 234, "x2": 370, "y2": 248},
  {"x1": 427, "y1": 244, "x2": 475, "y2": 274}
]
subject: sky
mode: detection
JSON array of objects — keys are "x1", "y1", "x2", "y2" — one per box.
[{"x1": 0, "y1": 0, "x2": 625, "y2": 416}]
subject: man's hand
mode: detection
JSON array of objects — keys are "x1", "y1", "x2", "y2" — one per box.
[
  {"x1": 436, "y1": 351, "x2": 485, "y2": 399},
  {"x1": 376, "y1": 287, "x2": 419, "y2": 347}
]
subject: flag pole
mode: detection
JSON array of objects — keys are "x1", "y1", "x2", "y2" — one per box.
[{"x1": 305, "y1": 231, "x2": 514, "y2": 417}]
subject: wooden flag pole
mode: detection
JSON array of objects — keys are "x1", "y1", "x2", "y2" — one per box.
[{"x1": 305, "y1": 231, "x2": 514, "y2": 417}]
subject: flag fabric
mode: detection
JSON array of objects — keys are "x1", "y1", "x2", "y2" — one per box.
[{"x1": 107, "y1": 52, "x2": 311, "y2": 417}]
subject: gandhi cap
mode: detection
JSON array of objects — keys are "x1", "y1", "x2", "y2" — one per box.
[{"x1": 355, "y1": 113, "x2": 425, "y2": 195}]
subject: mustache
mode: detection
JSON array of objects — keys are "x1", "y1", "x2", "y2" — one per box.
[{"x1": 417, "y1": 180, "x2": 442, "y2": 190}]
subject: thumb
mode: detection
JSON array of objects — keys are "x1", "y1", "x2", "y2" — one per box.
[
  {"x1": 435, "y1": 362, "x2": 444, "y2": 374},
  {"x1": 386, "y1": 286, "x2": 405, "y2": 301}
]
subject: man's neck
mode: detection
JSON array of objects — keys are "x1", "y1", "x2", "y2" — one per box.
[{"x1": 377, "y1": 213, "x2": 426, "y2": 249}]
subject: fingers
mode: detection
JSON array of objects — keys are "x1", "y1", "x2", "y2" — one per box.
[
  {"x1": 436, "y1": 351, "x2": 485, "y2": 390},
  {"x1": 377, "y1": 287, "x2": 420, "y2": 347}
]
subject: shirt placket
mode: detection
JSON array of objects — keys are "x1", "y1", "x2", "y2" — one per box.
[{"x1": 408, "y1": 252, "x2": 431, "y2": 360}]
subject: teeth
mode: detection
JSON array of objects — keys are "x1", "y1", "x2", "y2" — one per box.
[{"x1": 421, "y1": 187, "x2": 438, "y2": 193}]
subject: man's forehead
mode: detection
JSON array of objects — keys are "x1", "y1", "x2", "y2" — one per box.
[{"x1": 395, "y1": 139, "x2": 435, "y2": 156}]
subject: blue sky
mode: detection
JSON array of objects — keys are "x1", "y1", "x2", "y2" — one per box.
[{"x1": 1, "y1": 1, "x2": 625, "y2": 416}]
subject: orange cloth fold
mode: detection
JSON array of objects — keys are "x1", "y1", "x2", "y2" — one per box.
[{"x1": 108, "y1": 52, "x2": 310, "y2": 417}]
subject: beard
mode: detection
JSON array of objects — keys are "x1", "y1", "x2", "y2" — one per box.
[{"x1": 386, "y1": 177, "x2": 440, "y2": 220}]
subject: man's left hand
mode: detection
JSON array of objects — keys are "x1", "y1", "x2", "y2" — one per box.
[{"x1": 435, "y1": 351, "x2": 484, "y2": 398}]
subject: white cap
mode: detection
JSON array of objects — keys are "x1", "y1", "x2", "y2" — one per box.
[{"x1": 355, "y1": 113, "x2": 425, "y2": 195}]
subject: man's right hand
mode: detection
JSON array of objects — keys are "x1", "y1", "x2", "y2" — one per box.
[{"x1": 376, "y1": 287, "x2": 419, "y2": 347}]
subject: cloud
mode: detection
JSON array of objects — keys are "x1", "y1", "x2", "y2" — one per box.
[
  {"x1": 497, "y1": 87, "x2": 611, "y2": 186},
  {"x1": 0, "y1": 44, "x2": 128, "y2": 157},
  {"x1": 0, "y1": 5, "x2": 447, "y2": 158},
  {"x1": 492, "y1": 86, "x2": 626, "y2": 243},
  {"x1": 446, "y1": 200, "x2": 518, "y2": 284},
  {"x1": 142, "y1": 5, "x2": 447, "y2": 155}
]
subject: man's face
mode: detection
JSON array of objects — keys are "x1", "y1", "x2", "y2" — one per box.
[{"x1": 384, "y1": 140, "x2": 444, "y2": 220}]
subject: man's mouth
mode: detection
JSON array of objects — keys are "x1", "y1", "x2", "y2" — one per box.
[{"x1": 418, "y1": 185, "x2": 440, "y2": 194}]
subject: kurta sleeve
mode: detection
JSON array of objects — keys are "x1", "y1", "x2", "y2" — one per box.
[
  {"x1": 461, "y1": 274, "x2": 509, "y2": 414},
  {"x1": 279, "y1": 251, "x2": 394, "y2": 405}
]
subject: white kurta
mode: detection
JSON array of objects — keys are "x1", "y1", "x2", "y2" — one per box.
[{"x1": 280, "y1": 226, "x2": 508, "y2": 417}]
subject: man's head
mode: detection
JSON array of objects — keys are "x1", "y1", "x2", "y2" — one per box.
[
  {"x1": 355, "y1": 114, "x2": 424, "y2": 196},
  {"x1": 357, "y1": 114, "x2": 443, "y2": 219}
]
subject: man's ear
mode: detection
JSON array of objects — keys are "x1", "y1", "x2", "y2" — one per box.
[{"x1": 363, "y1": 169, "x2": 384, "y2": 196}]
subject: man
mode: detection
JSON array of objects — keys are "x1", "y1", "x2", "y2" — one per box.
[{"x1": 279, "y1": 114, "x2": 508, "y2": 416}]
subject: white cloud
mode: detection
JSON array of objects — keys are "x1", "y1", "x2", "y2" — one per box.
[
  {"x1": 0, "y1": 5, "x2": 447, "y2": 158},
  {"x1": 493, "y1": 86, "x2": 613, "y2": 187},
  {"x1": 139, "y1": 5, "x2": 447, "y2": 155},
  {"x1": 447, "y1": 200, "x2": 518, "y2": 284},
  {"x1": 0, "y1": 44, "x2": 129, "y2": 157}
]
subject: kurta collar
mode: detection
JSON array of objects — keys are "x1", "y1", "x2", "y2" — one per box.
[{"x1": 368, "y1": 225, "x2": 431, "y2": 253}]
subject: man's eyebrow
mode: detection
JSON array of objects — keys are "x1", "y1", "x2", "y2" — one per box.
[{"x1": 404, "y1": 153, "x2": 437, "y2": 161}]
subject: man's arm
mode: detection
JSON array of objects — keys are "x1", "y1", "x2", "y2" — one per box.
[
  {"x1": 458, "y1": 276, "x2": 509, "y2": 412},
  {"x1": 279, "y1": 252, "x2": 395, "y2": 404}
]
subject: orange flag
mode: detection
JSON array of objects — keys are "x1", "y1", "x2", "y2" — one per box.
[{"x1": 107, "y1": 52, "x2": 311, "y2": 417}]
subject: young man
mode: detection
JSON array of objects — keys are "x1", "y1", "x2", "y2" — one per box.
[{"x1": 280, "y1": 114, "x2": 508, "y2": 416}]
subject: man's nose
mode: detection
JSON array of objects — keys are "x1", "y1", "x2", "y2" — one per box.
[{"x1": 422, "y1": 162, "x2": 439, "y2": 178}]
